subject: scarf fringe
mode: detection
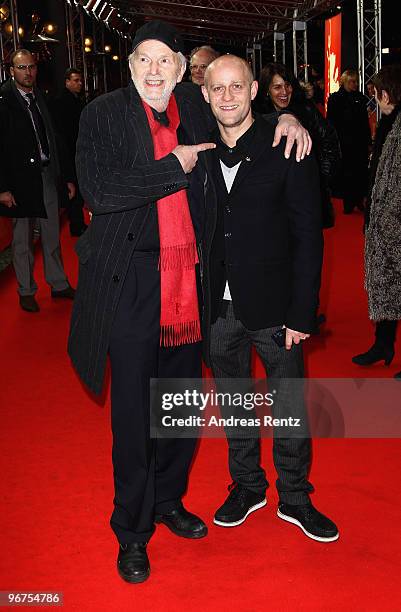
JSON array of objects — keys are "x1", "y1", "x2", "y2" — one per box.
[
  {"x1": 160, "y1": 320, "x2": 202, "y2": 347},
  {"x1": 159, "y1": 243, "x2": 198, "y2": 271}
]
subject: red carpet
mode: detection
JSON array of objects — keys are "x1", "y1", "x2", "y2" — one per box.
[{"x1": 1, "y1": 202, "x2": 400, "y2": 611}]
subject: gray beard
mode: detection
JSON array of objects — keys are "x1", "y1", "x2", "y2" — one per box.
[{"x1": 132, "y1": 75, "x2": 177, "y2": 110}]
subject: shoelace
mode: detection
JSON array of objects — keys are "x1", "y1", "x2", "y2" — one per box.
[{"x1": 227, "y1": 482, "x2": 249, "y2": 502}]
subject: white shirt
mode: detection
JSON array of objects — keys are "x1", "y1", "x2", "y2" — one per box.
[{"x1": 220, "y1": 160, "x2": 241, "y2": 301}]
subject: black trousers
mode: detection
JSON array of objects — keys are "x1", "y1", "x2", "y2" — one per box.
[
  {"x1": 66, "y1": 186, "x2": 86, "y2": 232},
  {"x1": 109, "y1": 252, "x2": 201, "y2": 544},
  {"x1": 210, "y1": 302, "x2": 313, "y2": 505}
]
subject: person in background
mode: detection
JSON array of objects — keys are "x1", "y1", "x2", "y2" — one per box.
[
  {"x1": 327, "y1": 69, "x2": 371, "y2": 214},
  {"x1": 50, "y1": 67, "x2": 87, "y2": 236},
  {"x1": 189, "y1": 45, "x2": 219, "y2": 86},
  {"x1": 0, "y1": 49, "x2": 75, "y2": 312},
  {"x1": 352, "y1": 65, "x2": 401, "y2": 379},
  {"x1": 255, "y1": 62, "x2": 341, "y2": 229}
]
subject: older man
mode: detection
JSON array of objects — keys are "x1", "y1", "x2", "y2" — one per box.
[
  {"x1": 189, "y1": 45, "x2": 219, "y2": 86},
  {"x1": 201, "y1": 55, "x2": 339, "y2": 542},
  {"x1": 68, "y1": 21, "x2": 311, "y2": 583}
]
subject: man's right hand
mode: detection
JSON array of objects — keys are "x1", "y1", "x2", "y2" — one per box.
[
  {"x1": 0, "y1": 191, "x2": 16, "y2": 208},
  {"x1": 172, "y1": 143, "x2": 216, "y2": 174}
]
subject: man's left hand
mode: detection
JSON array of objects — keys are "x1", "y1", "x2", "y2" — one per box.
[
  {"x1": 273, "y1": 115, "x2": 312, "y2": 162},
  {"x1": 67, "y1": 182, "x2": 76, "y2": 200},
  {"x1": 285, "y1": 328, "x2": 310, "y2": 350}
]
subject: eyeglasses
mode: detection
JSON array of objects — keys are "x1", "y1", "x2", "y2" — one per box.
[
  {"x1": 14, "y1": 64, "x2": 37, "y2": 71},
  {"x1": 189, "y1": 64, "x2": 208, "y2": 71}
]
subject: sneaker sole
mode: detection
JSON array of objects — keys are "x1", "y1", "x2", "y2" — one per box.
[
  {"x1": 213, "y1": 499, "x2": 267, "y2": 527},
  {"x1": 277, "y1": 509, "x2": 339, "y2": 542}
]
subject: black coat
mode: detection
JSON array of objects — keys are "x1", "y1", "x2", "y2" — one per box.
[
  {"x1": 201, "y1": 115, "x2": 323, "y2": 365},
  {"x1": 49, "y1": 88, "x2": 85, "y2": 165},
  {"x1": 0, "y1": 79, "x2": 73, "y2": 218},
  {"x1": 68, "y1": 81, "x2": 215, "y2": 395},
  {"x1": 327, "y1": 87, "x2": 371, "y2": 200},
  {"x1": 254, "y1": 96, "x2": 341, "y2": 227}
]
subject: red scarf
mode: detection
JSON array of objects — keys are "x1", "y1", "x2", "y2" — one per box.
[{"x1": 142, "y1": 95, "x2": 201, "y2": 347}]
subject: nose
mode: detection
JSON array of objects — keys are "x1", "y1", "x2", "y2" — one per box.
[
  {"x1": 222, "y1": 86, "x2": 233, "y2": 102},
  {"x1": 149, "y1": 61, "x2": 158, "y2": 75}
]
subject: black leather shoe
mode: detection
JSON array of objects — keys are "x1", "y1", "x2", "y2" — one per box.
[
  {"x1": 352, "y1": 344, "x2": 394, "y2": 366},
  {"x1": 214, "y1": 482, "x2": 266, "y2": 527},
  {"x1": 51, "y1": 285, "x2": 75, "y2": 300},
  {"x1": 117, "y1": 542, "x2": 150, "y2": 584},
  {"x1": 277, "y1": 502, "x2": 339, "y2": 542},
  {"x1": 19, "y1": 295, "x2": 40, "y2": 312},
  {"x1": 155, "y1": 504, "x2": 207, "y2": 539}
]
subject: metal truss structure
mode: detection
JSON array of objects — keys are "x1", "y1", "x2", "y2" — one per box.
[
  {"x1": 80, "y1": 0, "x2": 344, "y2": 48},
  {"x1": 0, "y1": 0, "x2": 20, "y2": 82},
  {"x1": 65, "y1": 1, "x2": 132, "y2": 97},
  {"x1": 357, "y1": 0, "x2": 381, "y2": 94}
]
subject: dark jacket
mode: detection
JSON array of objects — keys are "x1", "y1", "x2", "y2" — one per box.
[
  {"x1": 68, "y1": 81, "x2": 215, "y2": 395},
  {"x1": 49, "y1": 88, "x2": 85, "y2": 166},
  {"x1": 255, "y1": 96, "x2": 341, "y2": 227},
  {"x1": 201, "y1": 115, "x2": 323, "y2": 364},
  {"x1": 327, "y1": 86, "x2": 371, "y2": 199},
  {"x1": 0, "y1": 79, "x2": 73, "y2": 218}
]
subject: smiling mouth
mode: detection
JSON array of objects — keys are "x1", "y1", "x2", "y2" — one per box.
[
  {"x1": 219, "y1": 105, "x2": 239, "y2": 111},
  {"x1": 145, "y1": 79, "x2": 164, "y2": 87}
]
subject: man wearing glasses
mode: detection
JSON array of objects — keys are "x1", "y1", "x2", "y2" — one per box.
[
  {"x1": 189, "y1": 45, "x2": 219, "y2": 86},
  {"x1": 0, "y1": 49, "x2": 75, "y2": 312}
]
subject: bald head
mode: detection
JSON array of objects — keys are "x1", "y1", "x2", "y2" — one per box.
[
  {"x1": 204, "y1": 54, "x2": 254, "y2": 88},
  {"x1": 201, "y1": 54, "x2": 257, "y2": 137}
]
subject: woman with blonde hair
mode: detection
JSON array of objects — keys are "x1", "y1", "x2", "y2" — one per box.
[{"x1": 327, "y1": 69, "x2": 371, "y2": 214}]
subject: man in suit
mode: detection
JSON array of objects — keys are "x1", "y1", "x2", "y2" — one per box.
[
  {"x1": 50, "y1": 68, "x2": 87, "y2": 236},
  {"x1": 201, "y1": 54, "x2": 339, "y2": 542},
  {"x1": 0, "y1": 49, "x2": 76, "y2": 312},
  {"x1": 68, "y1": 21, "x2": 312, "y2": 583}
]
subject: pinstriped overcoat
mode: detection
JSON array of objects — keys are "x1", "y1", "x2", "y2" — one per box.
[{"x1": 68, "y1": 81, "x2": 215, "y2": 395}]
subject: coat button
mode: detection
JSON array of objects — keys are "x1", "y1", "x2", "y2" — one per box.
[
  {"x1": 127, "y1": 233, "x2": 134, "y2": 241},
  {"x1": 225, "y1": 205, "x2": 231, "y2": 214},
  {"x1": 112, "y1": 275, "x2": 120, "y2": 283}
]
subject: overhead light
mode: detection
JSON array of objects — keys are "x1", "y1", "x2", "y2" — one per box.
[
  {"x1": 43, "y1": 23, "x2": 57, "y2": 34},
  {"x1": 0, "y1": 4, "x2": 10, "y2": 22},
  {"x1": 84, "y1": 46, "x2": 91, "y2": 52},
  {"x1": 382, "y1": 48, "x2": 390, "y2": 54},
  {"x1": 84, "y1": 36, "x2": 93, "y2": 46},
  {"x1": 104, "y1": 44, "x2": 112, "y2": 52},
  {"x1": 112, "y1": 54, "x2": 119, "y2": 61}
]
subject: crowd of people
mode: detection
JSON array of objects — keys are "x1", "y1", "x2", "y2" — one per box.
[{"x1": 1, "y1": 19, "x2": 400, "y2": 584}]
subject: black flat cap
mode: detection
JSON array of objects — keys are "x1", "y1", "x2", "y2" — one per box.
[{"x1": 132, "y1": 20, "x2": 185, "y2": 55}]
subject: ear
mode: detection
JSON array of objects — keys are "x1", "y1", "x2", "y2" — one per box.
[
  {"x1": 381, "y1": 89, "x2": 390, "y2": 105},
  {"x1": 201, "y1": 84, "x2": 210, "y2": 104},
  {"x1": 250, "y1": 80, "x2": 258, "y2": 100},
  {"x1": 10, "y1": 66, "x2": 14, "y2": 78},
  {"x1": 176, "y1": 60, "x2": 186, "y2": 84}
]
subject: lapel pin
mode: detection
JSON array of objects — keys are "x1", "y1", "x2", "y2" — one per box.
[{"x1": 245, "y1": 156, "x2": 251, "y2": 162}]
